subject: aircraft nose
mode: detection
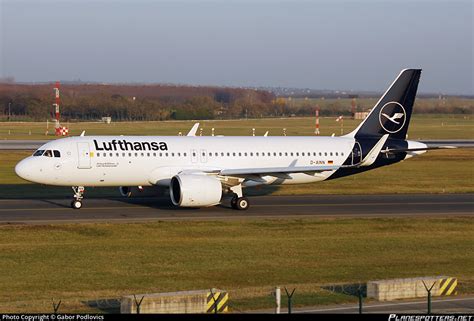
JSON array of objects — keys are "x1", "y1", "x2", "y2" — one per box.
[{"x1": 15, "y1": 158, "x2": 31, "y2": 181}]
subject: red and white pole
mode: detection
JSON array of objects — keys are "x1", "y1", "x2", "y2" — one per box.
[
  {"x1": 53, "y1": 81, "x2": 60, "y2": 134},
  {"x1": 314, "y1": 105, "x2": 320, "y2": 135}
]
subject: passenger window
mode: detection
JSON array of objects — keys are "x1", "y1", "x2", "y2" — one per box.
[{"x1": 53, "y1": 150, "x2": 61, "y2": 158}]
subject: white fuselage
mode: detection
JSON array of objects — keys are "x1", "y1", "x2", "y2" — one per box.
[{"x1": 15, "y1": 136, "x2": 357, "y2": 187}]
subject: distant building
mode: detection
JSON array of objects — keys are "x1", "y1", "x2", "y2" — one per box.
[
  {"x1": 354, "y1": 110, "x2": 370, "y2": 120},
  {"x1": 101, "y1": 117, "x2": 112, "y2": 124}
]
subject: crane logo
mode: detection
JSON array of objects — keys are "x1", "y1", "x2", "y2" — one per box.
[{"x1": 379, "y1": 102, "x2": 406, "y2": 133}]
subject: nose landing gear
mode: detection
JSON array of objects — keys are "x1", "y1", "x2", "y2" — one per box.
[{"x1": 71, "y1": 186, "x2": 85, "y2": 209}]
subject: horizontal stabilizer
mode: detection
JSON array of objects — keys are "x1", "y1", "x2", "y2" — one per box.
[{"x1": 381, "y1": 146, "x2": 457, "y2": 154}]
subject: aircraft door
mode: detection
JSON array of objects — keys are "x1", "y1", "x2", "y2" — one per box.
[
  {"x1": 77, "y1": 142, "x2": 92, "y2": 169},
  {"x1": 352, "y1": 142, "x2": 362, "y2": 165}
]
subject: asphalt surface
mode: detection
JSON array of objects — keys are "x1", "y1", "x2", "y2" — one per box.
[
  {"x1": 294, "y1": 296, "x2": 474, "y2": 314},
  {"x1": 0, "y1": 194, "x2": 472, "y2": 224},
  {"x1": 1, "y1": 139, "x2": 474, "y2": 150},
  {"x1": 0, "y1": 139, "x2": 49, "y2": 150}
]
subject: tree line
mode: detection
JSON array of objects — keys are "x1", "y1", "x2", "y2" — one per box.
[{"x1": 0, "y1": 83, "x2": 472, "y2": 121}]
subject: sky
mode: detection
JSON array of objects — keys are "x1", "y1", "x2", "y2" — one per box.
[{"x1": 0, "y1": 0, "x2": 473, "y2": 94}]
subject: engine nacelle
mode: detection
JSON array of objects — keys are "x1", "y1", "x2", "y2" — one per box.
[
  {"x1": 119, "y1": 186, "x2": 163, "y2": 198},
  {"x1": 170, "y1": 174, "x2": 222, "y2": 207}
]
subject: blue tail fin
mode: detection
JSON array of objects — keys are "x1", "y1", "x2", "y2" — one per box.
[{"x1": 347, "y1": 69, "x2": 421, "y2": 140}]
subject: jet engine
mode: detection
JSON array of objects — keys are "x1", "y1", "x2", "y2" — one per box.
[
  {"x1": 119, "y1": 186, "x2": 163, "y2": 198},
  {"x1": 170, "y1": 174, "x2": 222, "y2": 207}
]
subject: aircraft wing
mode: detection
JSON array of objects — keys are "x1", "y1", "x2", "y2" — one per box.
[{"x1": 219, "y1": 165, "x2": 341, "y2": 177}]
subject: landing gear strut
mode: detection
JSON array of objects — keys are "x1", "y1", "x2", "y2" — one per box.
[
  {"x1": 71, "y1": 186, "x2": 85, "y2": 209},
  {"x1": 229, "y1": 184, "x2": 250, "y2": 210}
]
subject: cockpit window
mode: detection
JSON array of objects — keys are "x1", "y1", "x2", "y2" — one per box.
[
  {"x1": 53, "y1": 150, "x2": 61, "y2": 158},
  {"x1": 44, "y1": 150, "x2": 53, "y2": 157},
  {"x1": 33, "y1": 150, "x2": 45, "y2": 156}
]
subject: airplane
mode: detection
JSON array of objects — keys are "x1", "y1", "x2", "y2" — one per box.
[{"x1": 15, "y1": 69, "x2": 451, "y2": 210}]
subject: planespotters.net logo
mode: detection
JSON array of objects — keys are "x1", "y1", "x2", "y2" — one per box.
[
  {"x1": 389, "y1": 314, "x2": 473, "y2": 321},
  {"x1": 379, "y1": 101, "x2": 407, "y2": 134}
]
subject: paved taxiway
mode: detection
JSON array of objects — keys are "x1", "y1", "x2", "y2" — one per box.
[
  {"x1": 295, "y1": 296, "x2": 474, "y2": 314},
  {"x1": 0, "y1": 194, "x2": 472, "y2": 224}
]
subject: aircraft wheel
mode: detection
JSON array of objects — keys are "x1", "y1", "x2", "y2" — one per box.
[
  {"x1": 235, "y1": 197, "x2": 249, "y2": 210},
  {"x1": 71, "y1": 200, "x2": 82, "y2": 210}
]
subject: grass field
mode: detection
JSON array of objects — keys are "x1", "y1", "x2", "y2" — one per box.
[
  {"x1": 0, "y1": 114, "x2": 473, "y2": 140},
  {"x1": 0, "y1": 217, "x2": 472, "y2": 313}
]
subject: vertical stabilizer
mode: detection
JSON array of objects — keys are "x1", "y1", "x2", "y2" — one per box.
[{"x1": 346, "y1": 69, "x2": 421, "y2": 140}]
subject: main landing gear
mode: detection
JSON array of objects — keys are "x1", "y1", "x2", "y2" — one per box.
[
  {"x1": 231, "y1": 194, "x2": 250, "y2": 210},
  {"x1": 229, "y1": 184, "x2": 249, "y2": 210},
  {"x1": 71, "y1": 186, "x2": 85, "y2": 209}
]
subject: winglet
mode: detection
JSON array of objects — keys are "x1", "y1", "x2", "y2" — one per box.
[
  {"x1": 359, "y1": 134, "x2": 389, "y2": 167},
  {"x1": 187, "y1": 123, "x2": 200, "y2": 136}
]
